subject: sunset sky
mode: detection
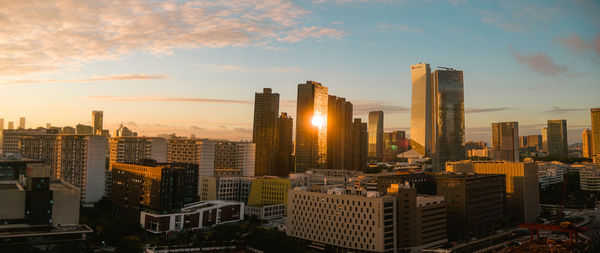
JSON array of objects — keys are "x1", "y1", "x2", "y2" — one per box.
[{"x1": 0, "y1": 0, "x2": 598, "y2": 144}]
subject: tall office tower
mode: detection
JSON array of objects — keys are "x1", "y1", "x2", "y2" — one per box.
[
  {"x1": 252, "y1": 88, "x2": 280, "y2": 176},
  {"x1": 18, "y1": 117, "x2": 25, "y2": 129},
  {"x1": 410, "y1": 63, "x2": 434, "y2": 156},
  {"x1": 8, "y1": 121, "x2": 14, "y2": 130},
  {"x1": 76, "y1": 124, "x2": 93, "y2": 135},
  {"x1": 526, "y1": 135, "x2": 543, "y2": 151},
  {"x1": 433, "y1": 68, "x2": 465, "y2": 168},
  {"x1": 295, "y1": 81, "x2": 328, "y2": 172},
  {"x1": 92, "y1": 110, "x2": 103, "y2": 135},
  {"x1": 368, "y1": 111, "x2": 384, "y2": 160},
  {"x1": 541, "y1": 127, "x2": 548, "y2": 153},
  {"x1": 19, "y1": 134, "x2": 107, "y2": 203},
  {"x1": 276, "y1": 113, "x2": 294, "y2": 177},
  {"x1": 0, "y1": 118, "x2": 4, "y2": 130},
  {"x1": 111, "y1": 162, "x2": 198, "y2": 220},
  {"x1": 547, "y1": 119, "x2": 568, "y2": 159},
  {"x1": 352, "y1": 118, "x2": 368, "y2": 171},
  {"x1": 583, "y1": 129, "x2": 593, "y2": 159},
  {"x1": 327, "y1": 96, "x2": 353, "y2": 170},
  {"x1": 592, "y1": 108, "x2": 600, "y2": 157},
  {"x1": 446, "y1": 161, "x2": 540, "y2": 223},
  {"x1": 382, "y1": 131, "x2": 407, "y2": 162},
  {"x1": 491, "y1": 122, "x2": 519, "y2": 162}
]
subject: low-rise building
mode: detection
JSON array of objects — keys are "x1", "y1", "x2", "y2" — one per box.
[
  {"x1": 580, "y1": 165, "x2": 600, "y2": 191},
  {"x1": 245, "y1": 204, "x2": 285, "y2": 220},
  {"x1": 140, "y1": 201, "x2": 244, "y2": 233},
  {"x1": 537, "y1": 162, "x2": 567, "y2": 189}
]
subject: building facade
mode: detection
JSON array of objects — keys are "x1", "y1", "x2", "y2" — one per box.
[
  {"x1": 382, "y1": 131, "x2": 408, "y2": 162},
  {"x1": 410, "y1": 63, "x2": 434, "y2": 157},
  {"x1": 327, "y1": 96, "x2": 353, "y2": 170},
  {"x1": 491, "y1": 122, "x2": 519, "y2": 162},
  {"x1": 1, "y1": 128, "x2": 47, "y2": 155},
  {"x1": 582, "y1": 129, "x2": 593, "y2": 159},
  {"x1": 253, "y1": 88, "x2": 280, "y2": 177},
  {"x1": 92, "y1": 111, "x2": 103, "y2": 135},
  {"x1": 276, "y1": 113, "x2": 294, "y2": 176},
  {"x1": 368, "y1": 111, "x2": 384, "y2": 160},
  {"x1": 295, "y1": 81, "x2": 329, "y2": 172},
  {"x1": 591, "y1": 108, "x2": 600, "y2": 157},
  {"x1": 537, "y1": 162, "x2": 567, "y2": 189},
  {"x1": 433, "y1": 68, "x2": 465, "y2": 170},
  {"x1": 547, "y1": 119, "x2": 568, "y2": 159},
  {"x1": 140, "y1": 201, "x2": 243, "y2": 233},
  {"x1": 352, "y1": 118, "x2": 368, "y2": 171}
]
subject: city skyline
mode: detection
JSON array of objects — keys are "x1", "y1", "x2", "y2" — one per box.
[{"x1": 1, "y1": 0, "x2": 599, "y2": 144}]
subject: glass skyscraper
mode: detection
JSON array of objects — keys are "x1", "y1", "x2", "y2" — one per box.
[
  {"x1": 433, "y1": 68, "x2": 465, "y2": 168},
  {"x1": 410, "y1": 63, "x2": 434, "y2": 156},
  {"x1": 491, "y1": 122, "x2": 519, "y2": 162},
  {"x1": 295, "y1": 81, "x2": 328, "y2": 172},
  {"x1": 368, "y1": 111, "x2": 384, "y2": 159},
  {"x1": 547, "y1": 119, "x2": 568, "y2": 159},
  {"x1": 252, "y1": 88, "x2": 280, "y2": 176}
]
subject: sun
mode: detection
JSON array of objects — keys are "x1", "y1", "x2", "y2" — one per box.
[{"x1": 312, "y1": 115, "x2": 324, "y2": 129}]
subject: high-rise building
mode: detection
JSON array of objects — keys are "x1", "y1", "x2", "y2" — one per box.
[
  {"x1": 491, "y1": 122, "x2": 519, "y2": 162},
  {"x1": 327, "y1": 96, "x2": 353, "y2": 170},
  {"x1": 276, "y1": 113, "x2": 293, "y2": 176},
  {"x1": 382, "y1": 131, "x2": 407, "y2": 162},
  {"x1": 410, "y1": 63, "x2": 434, "y2": 157},
  {"x1": 167, "y1": 138, "x2": 216, "y2": 176},
  {"x1": 526, "y1": 135, "x2": 543, "y2": 151},
  {"x1": 92, "y1": 110, "x2": 103, "y2": 135},
  {"x1": 541, "y1": 127, "x2": 548, "y2": 153},
  {"x1": 1, "y1": 128, "x2": 47, "y2": 155},
  {"x1": 583, "y1": 129, "x2": 593, "y2": 159},
  {"x1": 19, "y1": 134, "x2": 107, "y2": 203},
  {"x1": 519, "y1": 136, "x2": 527, "y2": 148},
  {"x1": 111, "y1": 162, "x2": 198, "y2": 219},
  {"x1": 435, "y1": 173, "x2": 505, "y2": 240},
  {"x1": 253, "y1": 88, "x2": 280, "y2": 176},
  {"x1": 0, "y1": 118, "x2": 4, "y2": 130},
  {"x1": 368, "y1": 111, "x2": 384, "y2": 160},
  {"x1": 352, "y1": 118, "x2": 368, "y2": 171},
  {"x1": 591, "y1": 108, "x2": 600, "y2": 157},
  {"x1": 295, "y1": 81, "x2": 328, "y2": 172},
  {"x1": 547, "y1": 119, "x2": 568, "y2": 159},
  {"x1": 446, "y1": 161, "x2": 540, "y2": 223},
  {"x1": 8, "y1": 121, "x2": 14, "y2": 130},
  {"x1": 76, "y1": 124, "x2": 93, "y2": 135},
  {"x1": 19, "y1": 117, "x2": 25, "y2": 129},
  {"x1": 433, "y1": 68, "x2": 465, "y2": 169}
]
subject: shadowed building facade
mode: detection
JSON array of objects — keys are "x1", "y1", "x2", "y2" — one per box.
[
  {"x1": 295, "y1": 81, "x2": 328, "y2": 172},
  {"x1": 368, "y1": 111, "x2": 384, "y2": 160},
  {"x1": 327, "y1": 96, "x2": 353, "y2": 170},
  {"x1": 491, "y1": 122, "x2": 519, "y2": 162},
  {"x1": 276, "y1": 113, "x2": 293, "y2": 176},
  {"x1": 352, "y1": 118, "x2": 368, "y2": 171},
  {"x1": 591, "y1": 108, "x2": 600, "y2": 157},
  {"x1": 547, "y1": 119, "x2": 568, "y2": 159},
  {"x1": 433, "y1": 68, "x2": 465, "y2": 169},
  {"x1": 252, "y1": 88, "x2": 280, "y2": 176}
]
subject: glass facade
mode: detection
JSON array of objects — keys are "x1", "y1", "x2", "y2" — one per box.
[
  {"x1": 491, "y1": 122, "x2": 519, "y2": 162},
  {"x1": 252, "y1": 88, "x2": 280, "y2": 176},
  {"x1": 592, "y1": 108, "x2": 600, "y2": 157},
  {"x1": 433, "y1": 69, "x2": 465, "y2": 167},
  {"x1": 368, "y1": 111, "x2": 384, "y2": 159},
  {"x1": 547, "y1": 119, "x2": 568, "y2": 159},
  {"x1": 295, "y1": 81, "x2": 328, "y2": 172},
  {"x1": 410, "y1": 63, "x2": 434, "y2": 156}
]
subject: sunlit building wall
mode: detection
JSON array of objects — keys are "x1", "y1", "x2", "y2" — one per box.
[
  {"x1": 582, "y1": 129, "x2": 593, "y2": 159},
  {"x1": 410, "y1": 63, "x2": 434, "y2": 157},
  {"x1": 491, "y1": 122, "x2": 519, "y2": 162},
  {"x1": 295, "y1": 81, "x2": 328, "y2": 172},
  {"x1": 92, "y1": 111, "x2": 103, "y2": 135},
  {"x1": 368, "y1": 111, "x2": 384, "y2": 160},
  {"x1": 547, "y1": 119, "x2": 568, "y2": 159}
]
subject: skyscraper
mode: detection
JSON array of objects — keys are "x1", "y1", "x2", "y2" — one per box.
[
  {"x1": 592, "y1": 108, "x2": 600, "y2": 157},
  {"x1": 92, "y1": 110, "x2": 103, "y2": 135},
  {"x1": 276, "y1": 113, "x2": 293, "y2": 176},
  {"x1": 327, "y1": 95, "x2": 353, "y2": 170},
  {"x1": 7, "y1": 122, "x2": 14, "y2": 130},
  {"x1": 368, "y1": 111, "x2": 384, "y2": 159},
  {"x1": 582, "y1": 129, "x2": 593, "y2": 159},
  {"x1": 547, "y1": 119, "x2": 568, "y2": 159},
  {"x1": 491, "y1": 122, "x2": 519, "y2": 162},
  {"x1": 433, "y1": 68, "x2": 465, "y2": 168},
  {"x1": 541, "y1": 127, "x2": 548, "y2": 153},
  {"x1": 410, "y1": 63, "x2": 434, "y2": 156},
  {"x1": 352, "y1": 118, "x2": 368, "y2": 171},
  {"x1": 295, "y1": 81, "x2": 328, "y2": 172},
  {"x1": 0, "y1": 118, "x2": 4, "y2": 130},
  {"x1": 252, "y1": 88, "x2": 280, "y2": 176},
  {"x1": 19, "y1": 117, "x2": 25, "y2": 129}
]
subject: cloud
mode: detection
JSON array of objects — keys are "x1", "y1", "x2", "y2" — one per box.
[
  {"x1": 280, "y1": 26, "x2": 346, "y2": 43},
  {"x1": 558, "y1": 34, "x2": 600, "y2": 57},
  {"x1": 0, "y1": 0, "x2": 344, "y2": 76},
  {"x1": 544, "y1": 107, "x2": 587, "y2": 114},
  {"x1": 378, "y1": 23, "x2": 423, "y2": 33},
  {"x1": 86, "y1": 95, "x2": 252, "y2": 104},
  {"x1": 466, "y1": 107, "x2": 515, "y2": 113},
  {"x1": 233, "y1": 127, "x2": 252, "y2": 133},
  {"x1": 190, "y1": 125, "x2": 207, "y2": 131},
  {"x1": 198, "y1": 64, "x2": 248, "y2": 72},
  {"x1": 3, "y1": 74, "x2": 171, "y2": 85},
  {"x1": 476, "y1": 1, "x2": 561, "y2": 33},
  {"x1": 265, "y1": 66, "x2": 302, "y2": 72},
  {"x1": 511, "y1": 48, "x2": 568, "y2": 76},
  {"x1": 353, "y1": 101, "x2": 410, "y2": 114},
  {"x1": 125, "y1": 121, "x2": 139, "y2": 127}
]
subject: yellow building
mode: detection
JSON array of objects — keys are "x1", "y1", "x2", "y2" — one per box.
[
  {"x1": 247, "y1": 177, "x2": 290, "y2": 206},
  {"x1": 446, "y1": 160, "x2": 539, "y2": 223}
]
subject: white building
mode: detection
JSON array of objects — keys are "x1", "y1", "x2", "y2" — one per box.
[{"x1": 537, "y1": 162, "x2": 567, "y2": 189}]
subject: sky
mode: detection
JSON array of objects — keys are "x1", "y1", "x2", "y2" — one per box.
[{"x1": 0, "y1": 0, "x2": 598, "y2": 144}]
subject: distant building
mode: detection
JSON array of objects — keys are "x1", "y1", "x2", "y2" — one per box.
[
  {"x1": 1, "y1": 128, "x2": 47, "y2": 155},
  {"x1": 115, "y1": 124, "x2": 136, "y2": 137},
  {"x1": 582, "y1": 129, "x2": 593, "y2": 159},
  {"x1": 295, "y1": 81, "x2": 328, "y2": 172},
  {"x1": 580, "y1": 165, "x2": 600, "y2": 191},
  {"x1": 537, "y1": 162, "x2": 567, "y2": 189},
  {"x1": 591, "y1": 108, "x2": 600, "y2": 157},
  {"x1": 76, "y1": 124, "x2": 93, "y2": 135},
  {"x1": 92, "y1": 110, "x2": 103, "y2": 135},
  {"x1": 527, "y1": 135, "x2": 543, "y2": 151},
  {"x1": 327, "y1": 96, "x2": 353, "y2": 170},
  {"x1": 111, "y1": 162, "x2": 198, "y2": 220},
  {"x1": 435, "y1": 173, "x2": 505, "y2": 240},
  {"x1": 467, "y1": 148, "x2": 490, "y2": 158},
  {"x1": 62, "y1": 126, "x2": 76, "y2": 134},
  {"x1": 382, "y1": 131, "x2": 408, "y2": 162},
  {"x1": 433, "y1": 68, "x2": 465, "y2": 170},
  {"x1": 547, "y1": 119, "x2": 568, "y2": 159},
  {"x1": 7, "y1": 122, "x2": 14, "y2": 130},
  {"x1": 276, "y1": 113, "x2": 293, "y2": 176},
  {"x1": 352, "y1": 118, "x2": 368, "y2": 171},
  {"x1": 368, "y1": 111, "x2": 384, "y2": 160},
  {"x1": 18, "y1": 117, "x2": 25, "y2": 129},
  {"x1": 541, "y1": 127, "x2": 548, "y2": 153},
  {"x1": 253, "y1": 88, "x2": 280, "y2": 177},
  {"x1": 140, "y1": 201, "x2": 243, "y2": 233},
  {"x1": 20, "y1": 134, "x2": 107, "y2": 204},
  {"x1": 446, "y1": 160, "x2": 539, "y2": 223},
  {"x1": 491, "y1": 122, "x2": 519, "y2": 162}
]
